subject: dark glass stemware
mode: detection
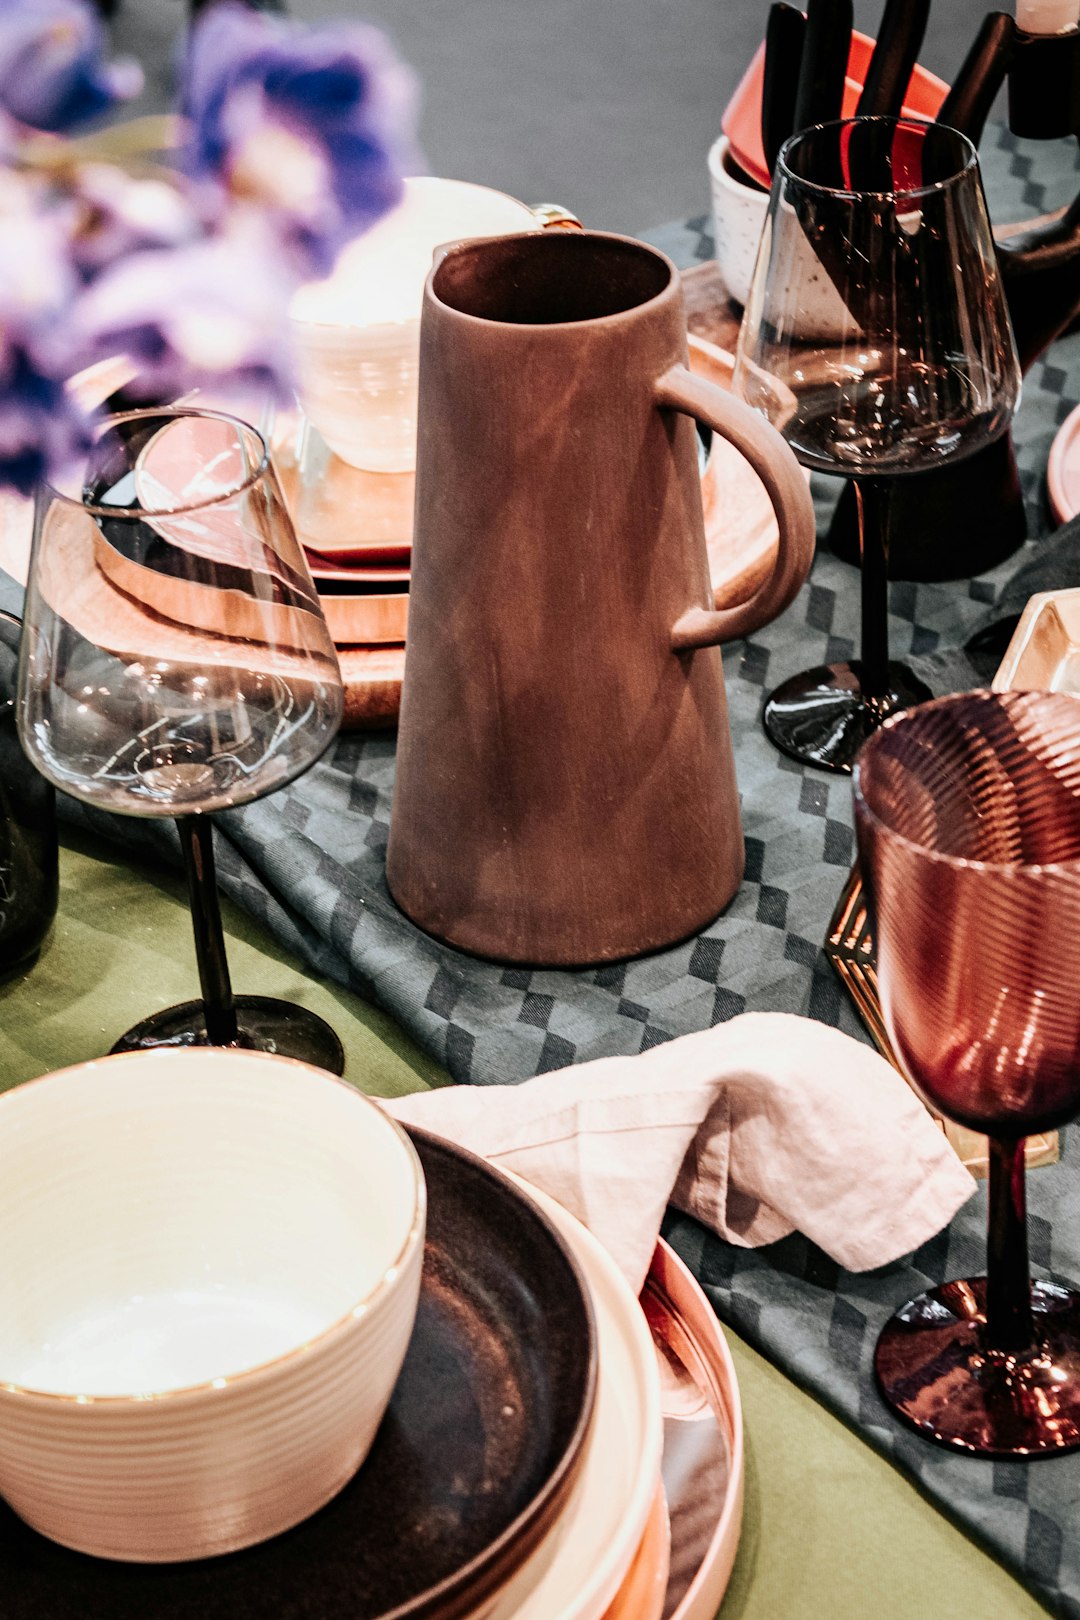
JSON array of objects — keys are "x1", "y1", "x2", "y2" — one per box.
[
  {"x1": 855, "y1": 689, "x2": 1080, "y2": 1456},
  {"x1": 17, "y1": 408, "x2": 345, "y2": 1072},
  {"x1": 736, "y1": 118, "x2": 1021, "y2": 773}
]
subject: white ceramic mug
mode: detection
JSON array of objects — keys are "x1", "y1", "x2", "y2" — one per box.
[{"x1": 290, "y1": 177, "x2": 541, "y2": 472}]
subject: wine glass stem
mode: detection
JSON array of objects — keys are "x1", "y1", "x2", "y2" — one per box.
[
  {"x1": 985, "y1": 1135, "x2": 1034, "y2": 1354},
  {"x1": 178, "y1": 816, "x2": 239, "y2": 1047},
  {"x1": 855, "y1": 477, "x2": 891, "y2": 702}
]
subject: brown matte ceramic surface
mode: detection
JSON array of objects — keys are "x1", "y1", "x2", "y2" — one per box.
[{"x1": 387, "y1": 230, "x2": 814, "y2": 965}]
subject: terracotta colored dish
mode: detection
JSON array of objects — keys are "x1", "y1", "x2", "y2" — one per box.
[
  {"x1": 277, "y1": 414, "x2": 414, "y2": 566},
  {"x1": 722, "y1": 28, "x2": 949, "y2": 190},
  {"x1": 339, "y1": 644, "x2": 407, "y2": 728},
  {"x1": 600, "y1": 1483, "x2": 670, "y2": 1620},
  {"x1": 1048, "y1": 402, "x2": 1080, "y2": 527},
  {"x1": 689, "y1": 331, "x2": 802, "y2": 616},
  {"x1": 0, "y1": 1129, "x2": 597, "y2": 1620},
  {"x1": 305, "y1": 560, "x2": 410, "y2": 646},
  {"x1": 320, "y1": 589, "x2": 409, "y2": 646}
]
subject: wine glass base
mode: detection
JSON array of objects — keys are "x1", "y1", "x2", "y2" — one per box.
[
  {"x1": 110, "y1": 995, "x2": 345, "y2": 1075},
  {"x1": 875, "y1": 1278, "x2": 1080, "y2": 1457},
  {"x1": 763, "y1": 662, "x2": 934, "y2": 774}
]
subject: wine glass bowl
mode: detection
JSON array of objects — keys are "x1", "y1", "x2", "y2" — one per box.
[
  {"x1": 736, "y1": 118, "x2": 1021, "y2": 772},
  {"x1": 18, "y1": 408, "x2": 346, "y2": 1071},
  {"x1": 855, "y1": 690, "x2": 1080, "y2": 1456},
  {"x1": 19, "y1": 410, "x2": 342, "y2": 815},
  {"x1": 855, "y1": 689, "x2": 1080, "y2": 1138}
]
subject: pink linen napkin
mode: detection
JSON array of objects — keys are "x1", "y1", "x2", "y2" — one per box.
[{"x1": 385, "y1": 1012, "x2": 975, "y2": 1295}]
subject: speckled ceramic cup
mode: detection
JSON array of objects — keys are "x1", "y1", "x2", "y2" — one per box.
[
  {"x1": 709, "y1": 134, "x2": 860, "y2": 342},
  {"x1": 707, "y1": 134, "x2": 769, "y2": 307}
]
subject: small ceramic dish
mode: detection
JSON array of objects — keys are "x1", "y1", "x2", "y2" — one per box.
[
  {"x1": 0, "y1": 1049, "x2": 426, "y2": 1563},
  {"x1": 648, "y1": 1239, "x2": 745, "y2": 1620}
]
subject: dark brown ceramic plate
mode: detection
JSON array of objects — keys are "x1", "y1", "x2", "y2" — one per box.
[{"x1": 0, "y1": 1129, "x2": 598, "y2": 1620}]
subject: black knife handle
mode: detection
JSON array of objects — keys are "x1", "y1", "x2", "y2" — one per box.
[
  {"x1": 937, "y1": 12, "x2": 1016, "y2": 144},
  {"x1": 793, "y1": 0, "x2": 854, "y2": 132},
  {"x1": 856, "y1": 0, "x2": 932, "y2": 118},
  {"x1": 762, "y1": 2, "x2": 807, "y2": 172}
]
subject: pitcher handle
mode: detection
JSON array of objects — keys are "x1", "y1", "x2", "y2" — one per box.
[{"x1": 655, "y1": 363, "x2": 816, "y2": 649}]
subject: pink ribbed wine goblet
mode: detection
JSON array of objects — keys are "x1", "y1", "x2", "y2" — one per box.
[{"x1": 854, "y1": 689, "x2": 1080, "y2": 1457}]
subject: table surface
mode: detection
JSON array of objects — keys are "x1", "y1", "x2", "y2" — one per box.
[{"x1": 0, "y1": 831, "x2": 1046, "y2": 1620}]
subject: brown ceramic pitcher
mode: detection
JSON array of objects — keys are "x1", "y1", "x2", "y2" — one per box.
[{"x1": 387, "y1": 230, "x2": 815, "y2": 965}]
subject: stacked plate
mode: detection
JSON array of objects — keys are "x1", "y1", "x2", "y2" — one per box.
[
  {"x1": 272, "y1": 414, "x2": 411, "y2": 729},
  {"x1": 278, "y1": 416, "x2": 411, "y2": 622},
  {"x1": 0, "y1": 1126, "x2": 743, "y2": 1620}
]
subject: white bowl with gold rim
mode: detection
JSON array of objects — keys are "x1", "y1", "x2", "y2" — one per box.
[{"x1": 0, "y1": 1048, "x2": 425, "y2": 1563}]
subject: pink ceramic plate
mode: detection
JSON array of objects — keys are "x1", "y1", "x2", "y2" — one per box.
[
  {"x1": 306, "y1": 558, "x2": 412, "y2": 587},
  {"x1": 648, "y1": 1240, "x2": 745, "y2": 1620},
  {"x1": 1048, "y1": 403, "x2": 1080, "y2": 527}
]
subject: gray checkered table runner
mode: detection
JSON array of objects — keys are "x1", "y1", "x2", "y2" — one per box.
[{"x1": 45, "y1": 126, "x2": 1080, "y2": 1614}]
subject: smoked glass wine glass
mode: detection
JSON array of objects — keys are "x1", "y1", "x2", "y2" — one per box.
[
  {"x1": 736, "y1": 118, "x2": 1021, "y2": 772},
  {"x1": 855, "y1": 689, "x2": 1080, "y2": 1456},
  {"x1": 17, "y1": 408, "x2": 346, "y2": 1072}
]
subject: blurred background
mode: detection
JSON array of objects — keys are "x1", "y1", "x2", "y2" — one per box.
[{"x1": 113, "y1": 1, "x2": 1004, "y2": 234}]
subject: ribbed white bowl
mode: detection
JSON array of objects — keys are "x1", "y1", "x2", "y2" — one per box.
[{"x1": 0, "y1": 1048, "x2": 425, "y2": 1562}]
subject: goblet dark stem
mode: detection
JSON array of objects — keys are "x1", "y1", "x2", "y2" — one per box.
[
  {"x1": 985, "y1": 1135, "x2": 1035, "y2": 1354},
  {"x1": 178, "y1": 815, "x2": 239, "y2": 1048},
  {"x1": 855, "y1": 477, "x2": 891, "y2": 704},
  {"x1": 761, "y1": 472, "x2": 931, "y2": 772}
]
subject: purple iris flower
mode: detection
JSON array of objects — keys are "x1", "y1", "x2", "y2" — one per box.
[
  {"x1": 70, "y1": 164, "x2": 201, "y2": 279},
  {"x1": 73, "y1": 221, "x2": 297, "y2": 405},
  {"x1": 0, "y1": 0, "x2": 141, "y2": 134},
  {"x1": 0, "y1": 348, "x2": 91, "y2": 496},
  {"x1": 0, "y1": 177, "x2": 91, "y2": 493},
  {"x1": 181, "y1": 3, "x2": 419, "y2": 276}
]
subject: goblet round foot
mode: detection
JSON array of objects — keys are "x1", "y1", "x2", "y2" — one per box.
[
  {"x1": 110, "y1": 996, "x2": 345, "y2": 1075},
  {"x1": 875, "y1": 1277, "x2": 1080, "y2": 1457},
  {"x1": 763, "y1": 661, "x2": 934, "y2": 773}
]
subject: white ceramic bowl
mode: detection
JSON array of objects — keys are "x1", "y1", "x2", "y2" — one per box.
[
  {"x1": 290, "y1": 176, "x2": 539, "y2": 472},
  {"x1": 0, "y1": 1048, "x2": 425, "y2": 1562}
]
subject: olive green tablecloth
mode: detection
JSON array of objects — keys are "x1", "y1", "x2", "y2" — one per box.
[{"x1": 0, "y1": 832, "x2": 1043, "y2": 1619}]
